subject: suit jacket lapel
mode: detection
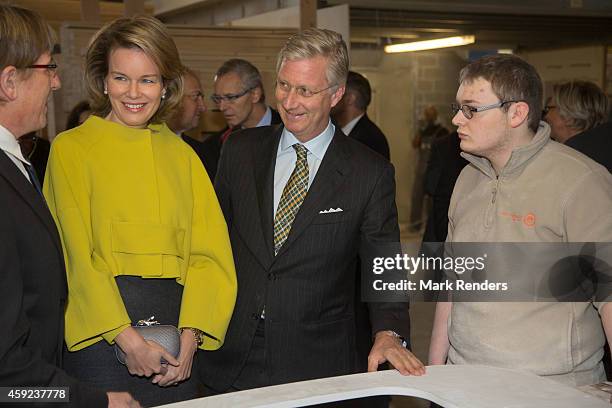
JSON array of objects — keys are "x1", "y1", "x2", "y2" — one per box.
[
  {"x1": 253, "y1": 126, "x2": 283, "y2": 265},
  {"x1": 0, "y1": 152, "x2": 63, "y2": 254},
  {"x1": 274, "y1": 128, "x2": 350, "y2": 259}
]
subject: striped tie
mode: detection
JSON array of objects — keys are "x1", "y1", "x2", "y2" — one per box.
[{"x1": 273, "y1": 143, "x2": 309, "y2": 255}]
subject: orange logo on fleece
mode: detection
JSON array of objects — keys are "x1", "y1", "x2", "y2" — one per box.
[
  {"x1": 500, "y1": 211, "x2": 536, "y2": 228},
  {"x1": 523, "y1": 213, "x2": 536, "y2": 227}
]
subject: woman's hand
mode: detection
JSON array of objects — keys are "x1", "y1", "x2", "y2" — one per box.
[
  {"x1": 152, "y1": 329, "x2": 198, "y2": 386},
  {"x1": 115, "y1": 326, "x2": 180, "y2": 377}
]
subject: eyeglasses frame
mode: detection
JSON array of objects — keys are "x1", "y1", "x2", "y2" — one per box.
[
  {"x1": 451, "y1": 100, "x2": 519, "y2": 119},
  {"x1": 210, "y1": 86, "x2": 255, "y2": 104},
  {"x1": 275, "y1": 79, "x2": 337, "y2": 98}
]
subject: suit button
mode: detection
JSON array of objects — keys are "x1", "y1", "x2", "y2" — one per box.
[{"x1": 267, "y1": 273, "x2": 275, "y2": 280}]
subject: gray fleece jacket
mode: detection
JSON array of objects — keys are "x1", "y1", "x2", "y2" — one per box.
[{"x1": 446, "y1": 121, "x2": 612, "y2": 386}]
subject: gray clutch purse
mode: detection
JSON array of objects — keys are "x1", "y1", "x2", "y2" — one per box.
[{"x1": 115, "y1": 316, "x2": 181, "y2": 365}]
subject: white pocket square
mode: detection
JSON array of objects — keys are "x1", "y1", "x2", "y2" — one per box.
[{"x1": 319, "y1": 207, "x2": 343, "y2": 214}]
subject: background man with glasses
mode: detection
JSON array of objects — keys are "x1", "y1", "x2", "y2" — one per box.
[
  {"x1": 202, "y1": 59, "x2": 281, "y2": 180},
  {"x1": 429, "y1": 54, "x2": 612, "y2": 387},
  {"x1": 0, "y1": 4, "x2": 138, "y2": 407},
  {"x1": 199, "y1": 28, "x2": 424, "y2": 400}
]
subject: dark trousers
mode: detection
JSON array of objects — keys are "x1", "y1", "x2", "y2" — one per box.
[{"x1": 204, "y1": 319, "x2": 389, "y2": 407}]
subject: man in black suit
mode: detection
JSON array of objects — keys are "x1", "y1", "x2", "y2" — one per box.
[
  {"x1": 200, "y1": 28, "x2": 424, "y2": 397},
  {"x1": 202, "y1": 59, "x2": 282, "y2": 180},
  {"x1": 0, "y1": 5, "x2": 137, "y2": 407},
  {"x1": 422, "y1": 131, "x2": 468, "y2": 243},
  {"x1": 331, "y1": 71, "x2": 390, "y2": 160}
]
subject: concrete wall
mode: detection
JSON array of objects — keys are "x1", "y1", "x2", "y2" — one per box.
[{"x1": 353, "y1": 49, "x2": 465, "y2": 231}]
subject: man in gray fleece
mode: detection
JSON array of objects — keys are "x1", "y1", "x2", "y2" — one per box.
[{"x1": 429, "y1": 54, "x2": 612, "y2": 386}]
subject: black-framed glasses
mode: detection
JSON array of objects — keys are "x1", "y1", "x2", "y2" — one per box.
[
  {"x1": 275, "y1": 79, "x2": 336, "y2": 98},
  {"x1": 210, "y1": 86, "x2": 254, "y2": 104},
  {"x1": 451, "y1": 100, "x2": 518, "y2": 119},
  {"x1": 542, "y1": 105, "x2": 556, "y2": 117}
]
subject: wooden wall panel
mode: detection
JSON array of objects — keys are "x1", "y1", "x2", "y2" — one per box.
[{"x1": 10, "y1": 0, "x2": 154, "y2": 30}]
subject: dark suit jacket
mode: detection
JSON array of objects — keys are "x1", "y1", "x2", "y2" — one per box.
[
  {"x1": 0, "y1": 152, "x2": 106, "y2": 407},
  {"x1": 565, "y1": 121, "x2": 612, "y2": 173},
  {"x1": 200, "y1": 125, "x2": 410, "y2": 392},
  {"x1": 422, "y1": 132, "x2": 468, "y2": 243},
  {"x1": 197, "y1": 107, "x2": 282, "y2": 180},
  {"x1": 348, "y1": 114, "x2": 390, "y2": 160}
]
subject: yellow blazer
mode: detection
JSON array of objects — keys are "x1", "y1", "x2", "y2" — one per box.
[{"x1": 43, "y1": 115, "x2": 236, "y2": 352}]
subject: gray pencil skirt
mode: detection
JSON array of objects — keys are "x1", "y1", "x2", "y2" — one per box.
[{"x1": 63, "y1": 276, "x2": 202, "y2": 407}]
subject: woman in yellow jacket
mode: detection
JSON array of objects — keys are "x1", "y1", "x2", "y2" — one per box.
[{"x1": 43, "y1": 16, "x2": 236, "y2": 406}]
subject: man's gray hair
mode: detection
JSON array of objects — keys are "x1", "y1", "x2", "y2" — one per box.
[
  {"x1": 276, "y1": 28, "x2": 349, "y2": 88},
  {"x1": 552, "y1": 80, "x2": 609, "y2": 132},
  {"x1": 216, "y1": 58, "x2": 265, "y2": 102}
]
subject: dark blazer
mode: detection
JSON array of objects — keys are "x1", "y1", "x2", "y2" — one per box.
[
  {"x1": 347, "y1": 114, "x2": 390, "y2": 160},
  {"x1": 0, "y1": 152, "x2": 106, "y2": 407},
  {"x1": 565, "y1": 121, "x2": 612, "y2": 173},
  {"x1": 197, "y1": 107, "x2": 282, "y2": 180},
  {"x1": 422, "y1": 132, "x2": 468, "y2": 243},
  {"x1": 200, "y1": 125, "x2": 410, "y2": 392}
]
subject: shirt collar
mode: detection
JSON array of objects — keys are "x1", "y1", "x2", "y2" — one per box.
[
  {"x1": 341, "y1": 113, "x2": 364, "y2": 136},
  {"x1": 461, "y1": 121, "x2": 551, "y2": 179},
  {"x1": 280, "y1": 120, "x2": 335, "y2": 161},
  {"x1": 0, "y1": 123, "x2": 30, "y2": 165},
  {"x1": 255, "y1": 106, "x2": 272, "y2": 128}
]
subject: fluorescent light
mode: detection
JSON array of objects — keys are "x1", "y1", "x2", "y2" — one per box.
[
  {"x1": 384, "y1": 35, "x2": 475, "y2": 53},
  {"x1": 497, "y1": 49, "x2": 514, "y2": 54}
]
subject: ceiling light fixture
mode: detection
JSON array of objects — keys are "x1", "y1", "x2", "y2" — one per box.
[{"x1": 384, "y1": 35, "x2": 475, "y2": 53}]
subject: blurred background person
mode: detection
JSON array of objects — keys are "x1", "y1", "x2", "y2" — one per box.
[
  {"x1": 18, "y1": 130, "x2": 50, "y2": 182},
  {"x1": 65, "y1": 100, "x2": 92, "y2": 130},
  {"x1": 166, "y1": 67, "x2": 212, "y2": 175},
  {"x1": 204, "y1": 58, "x2": 281, "y2": 180},
  {"x1": 422, "y1": 131, "x2": 467, "y2": 244},
  {"x1": 44, "y1": 16, "x2": 237, "y2": 407},
  {"x1": 331, "y1": 70, "x2": 390, "y2": 159},
  {"x1": 544, "y1": 80, "x2": 611, "y2": 172},
  {"x1": 409, "y1": 105, "x2": 448, "y2": 232}
]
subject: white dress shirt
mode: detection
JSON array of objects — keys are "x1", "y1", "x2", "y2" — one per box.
[
  {"x1": 0, "y1": 124, "x2": 31, "y2": 182},
  {"x1": 341, "y1": 113, "x2": 364, "y2": 136}
]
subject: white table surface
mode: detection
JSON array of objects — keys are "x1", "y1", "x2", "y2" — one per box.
[{"x1": 160, "y1": 365, "x2": 610, "y2": 408}]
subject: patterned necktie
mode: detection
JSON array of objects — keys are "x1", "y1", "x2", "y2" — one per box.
[{"x1": 273, "y1": 143, "x2": 309, "y2": 255}]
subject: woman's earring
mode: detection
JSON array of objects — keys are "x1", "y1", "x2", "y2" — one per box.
[
  {"x1": 103, "y1": 87, "x2": 108, "y2": 95},
  {"x1": 161, "y1": 91, "x2": 166, "y2": 100}
]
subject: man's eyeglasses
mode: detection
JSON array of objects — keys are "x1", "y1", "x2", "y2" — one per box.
[
  {"x1": 451, "y1": 100, "x2": 518, "y2": 119},
  {"x1": 26, "y1": 61, "x2": 58, "y2": 74},
  {"x1": 210, "y1": 87, "x2": 254, "y2": 104},
  {"x1": 276, "y1": 80, "x2": 336, "y2": 98},
  {"x1": 542, "y1": 105, "x2": 556, "y2": 117}
]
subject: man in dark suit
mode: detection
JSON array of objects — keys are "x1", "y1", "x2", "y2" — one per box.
[
  {"x1": 201, "y1": 59, "x2": 282, "y2": 180},
  {"x1": 0, "y1": 5, "x2": 138, "y2": 407},
  {"x1": 200, "y1": 28, "x2": 424, "y2": 397},
  {"x1": 331, "y1": 71, "x2": 390, "y2": 160},
  {"x1": 422, "y1": 131, "x2": 468, "y2": 243},
  {"x1": 565, "y1": 121, "x2": 612, "y2": 173},
  {"x1": 543, "y1": 80, "x2": 611, "y2": 173}
]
